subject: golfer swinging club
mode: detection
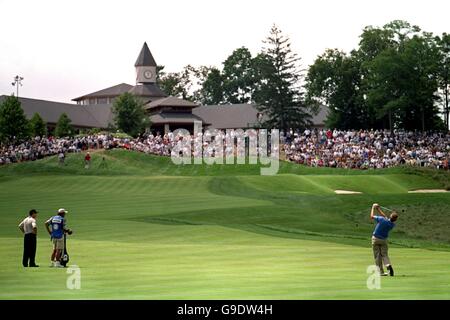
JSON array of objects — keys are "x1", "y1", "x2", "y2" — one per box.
[
  {"x1": 45, "y1": 208, "x2": 72, "y2": 268},
  {"x1": 370, "y1": 203, "x2": 398, "y2": 276}
]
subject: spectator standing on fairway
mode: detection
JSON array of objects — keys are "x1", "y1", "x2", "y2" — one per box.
[
  {"x1": 45, "y1": 208, "x2": 72, "y2": 268},
  {"x1": 58, "y1": 151, "x2": 65, "y2": 165},
  {"x1": 18, "y1": 209, "x2": 39, "y2": 267},
  {"x1": 370, "y1": 203, "x2": 398, "y2": 276},
  {"x1": 84, "y1": 152, "x2": 91, "y2": 169}
]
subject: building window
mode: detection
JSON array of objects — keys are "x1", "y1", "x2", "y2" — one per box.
[
  {"x1": 88, "y1": 98, "x2": 96, "y2": 105},
  {"x1": 98, "y1": 98, "x2": 107, "y2": 104}
]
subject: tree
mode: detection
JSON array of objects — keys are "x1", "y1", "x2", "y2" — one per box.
[
  {"x1": 401, "y1": 34, "x2": 441, "y2": 131},
  {"x1": 307, "y1": 20, "x2": 445, "y2": 131},
  {"x1": 0, "y1": 95, "x2": 30, "y2": 144},
  {"x1": 437, "y1": 33, "x2": 450, "y2": 129},
  {"x1": 305, "y1": 49, "x2": 367, "y2": 129},
  {"x1": 222, "y1": 47, "x2": 256, "y2": 104},
  {"x1": 164, "y1": 48, "x2": 262, "y2": 106},
  {"x1": 55, "y1": 113, "x2": 74, "y2": 137},
  {"x1": 357, "y1": 21, "x2": 420, "y2": 130},
  {"x1": 254, "y1": 25, "x2": 311, "y2": 131},
  {"x1": 158, "y1": 72, "x2": 186, "y2": 98},
  {"x1": 358, "y1": 25, "x2": 395, "y2": 61},
  {"x1": 197, "y1": 47, "x2": 258, "y2": 105},
  {"x1": 29, "y1": 113, "x2": 47, "y2": 137},
  {"x1": 196, "y1": 67, "x2": 224, "y2": 105},
  {"x1": 158, "y1": 65, "x2": 213, "y2": 103},
  {"x1": 365, "y1": 31, "x2": 441, "y2": 131},
  {"x1": 158, "y1": 66, "x2": 194, "y2": 100},
  {"x1": 156, "y1": 65, "x2": 165, "y2": 83},
  {"x1": 112, "y1": 93, "x2": 149, "y2": 137},
  {"x1": 356, "y1": 23, "x2": 401, "y2": 129},
  {"x1": 196, "y1": 48, "x2": 261, "y2": 105}
]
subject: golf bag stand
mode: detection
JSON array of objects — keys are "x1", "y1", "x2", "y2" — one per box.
[{"x1": 60, "y1": 233, "x2": 70, "y2": 267}]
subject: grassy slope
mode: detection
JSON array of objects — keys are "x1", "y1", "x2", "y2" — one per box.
[
  {"x1": 3, "y1": 148, "x2": 449, "y2": 179},
  {"x1": 0, "y1": 150, "x2": 449, "y2": 299}
]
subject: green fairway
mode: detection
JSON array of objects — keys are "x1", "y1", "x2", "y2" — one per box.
[{"x1": 0, "y1": 150, "x2": 449, "y2": 299}]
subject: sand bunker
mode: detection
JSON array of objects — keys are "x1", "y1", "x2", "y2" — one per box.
[
  {"x1": 334, "y1": 190, "x2": 362, "y2": 195},
  {"x1": 408, "y1": 189, "x2": 449, "y2": 193}
]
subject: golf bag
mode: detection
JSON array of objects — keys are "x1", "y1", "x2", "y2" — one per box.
[{"x1": 60, "y1": 233, "x2": 70, "y2": 267}]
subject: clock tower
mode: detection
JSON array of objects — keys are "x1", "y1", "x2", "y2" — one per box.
[{"x1": 135, "y1": 42, "x2": 157, "y2": 84}]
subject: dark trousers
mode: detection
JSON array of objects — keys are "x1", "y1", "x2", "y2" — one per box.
[{"x1": 23, "y1": 233, "x2": 37, "y2": 267}]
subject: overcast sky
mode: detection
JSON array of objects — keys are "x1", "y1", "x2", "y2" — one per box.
[{"x1": 1, "y1": 0, "x2": 449, "y2": 103}]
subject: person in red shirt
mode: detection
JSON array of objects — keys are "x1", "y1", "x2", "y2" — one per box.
[{"x1": 84, "y1": 152, "x2": 91, "y2": 169}]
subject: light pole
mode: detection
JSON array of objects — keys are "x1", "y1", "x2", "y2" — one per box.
[{"x1": 11, "y1": 75, "x2": 24, "y2": 98}]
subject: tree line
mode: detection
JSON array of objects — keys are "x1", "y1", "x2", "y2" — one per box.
[
  {"x1": 0, "y1": 95, "x2": 74, "y2": 144},
  {"x1": 306, "y1": 20, "x2": 449, "y2": 131},
  {"x1": 0, "y1": 92, "x2": 148, "y2": 144},
  {"x1": 159, "y1": 20, "x2": 449, "y2": 131},
  {"x1": 157, "y1": 24, "x2": 311, "y2": 131}
]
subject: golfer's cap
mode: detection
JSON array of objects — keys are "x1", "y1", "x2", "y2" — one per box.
[{"x1": 58, "y1": 208, "x2": 68, "y2": 214}]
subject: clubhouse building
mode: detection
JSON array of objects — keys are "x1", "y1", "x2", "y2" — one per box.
[{"x1": 0, "y1": 43, "x2": 327, "y2": 133}]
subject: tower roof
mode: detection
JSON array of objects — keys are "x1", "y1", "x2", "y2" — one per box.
[
  {"x1": 134, "y1": 42, "x2": 157, "y2": 67},
  {"x1": 128, "y1": 83, "x2": 166, "y2": 98}
]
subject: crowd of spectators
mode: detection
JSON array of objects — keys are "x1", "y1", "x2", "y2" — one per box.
[
  {"x1": 1, "y1": 129, "x2": 449, "y2": 170},
  {"x1": 284, "y1": 129, "x2": 449, "y2": 169},
  {"x1": 0, "y1": 135, "x2": 116, "y2": 165}
]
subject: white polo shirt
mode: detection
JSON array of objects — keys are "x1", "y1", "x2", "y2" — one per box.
[{"x1": 19, "y1": 217, "x2": 37, "y2": 234}]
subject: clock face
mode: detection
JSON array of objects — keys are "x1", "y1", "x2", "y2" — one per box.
[{"x1": 144, "y1": 70, "x2": 153, "y2": 79}]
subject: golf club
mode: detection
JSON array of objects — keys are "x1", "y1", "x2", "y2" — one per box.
[
  {"x1": 379, "y1": 205, "x2": 405, "y2": 213},
  {"x1": 379, "y1": 205, "x2": 394, "y2": 212}
]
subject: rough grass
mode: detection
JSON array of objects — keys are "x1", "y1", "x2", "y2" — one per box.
[
  {"x1": 0, "y1": 150, "x2": 449, "y2": 299},
  {"x1": 2, "y1": 148, "x2": 448, "y2": 178}
]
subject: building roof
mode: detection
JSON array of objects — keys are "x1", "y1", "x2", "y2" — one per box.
[
  {"x1": 0, "y1": 95, "x2": 112, "y2": 128},
  {"x1": 193, "y1": 103, "x2": 328, "y2": 129},
  {"x1": 83, "y1": 104, "x2": 114, "y2": 128},
  {"x1": 72, "y1": 83, "x2": 133, "y2": 101},
  {"x1": 145, "y1": 96, "x2": 198, "y2": 110},
  {"x1": 192, "y1": 104, "x2": 263, "y2": 129},
  {"x1": 0, "y1": 95, "x2": 329, "y2": 131},
  {"x1": 150, "y1": 112, "x2": 205, "y2": 124},
  {"x1": 128, "y1": 83, "x2": 166, "y2": 98},
  {"x1": 135, "y1": 42, "x2": 157, "y2": 67}
]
